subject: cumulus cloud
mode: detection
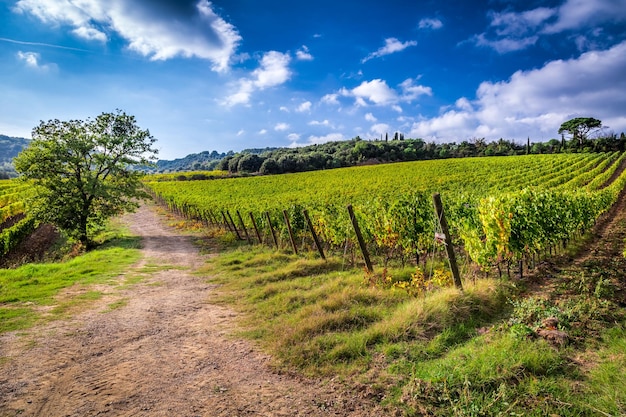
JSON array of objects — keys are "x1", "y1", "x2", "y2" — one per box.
[
  {"x1": 13, "y1": 0, "x2": 241, "y2": 71},
  {"x1": 409, "y1": 40, "x2": 626, "y2": 141},
  {"x1": 296, "y1": 45, "x2": 313, "y2": 61},
  {"x1": 365, "y1": 113, "x2": 377, "y2": 122},
  {"x1": 399, "y1": 78, "x2": 433, "y2": 101},
  {"x1": 418, "y1": 18, "x2": 443, "y2": 30},
  {"x1": 321, "y1": 93, "x2": 340, "y2": 105},
  {"x1": 362, "y1": 37, "x2": 417, "y2": 63},
  {"x1": 224, "y1": 51, "x2": 292, "y2": 106},
  {"x1": 296, "y1": 101, "x2": 312, "y2": 112},
  {"x1": 341, "y1": 78, "x2": 432, "y2": 107},
  {"x1": 352, "y1": 79, "x2": 397, "y2": 105},
  {"x1": 274, "y1": 122, "x2": 289, "y2": 131},
  {"x1": 252, "y1": 51, "x2": 291, "y2": 88},
  {"x1": 16, "y1": 50, "x2": 56, "y2": 71},
  {"x1": 369, "y1": 123, "x2": 390, "y2": 136},
  {"x1": 309, "y1": 119, "x2": 332, "y2": 127}
]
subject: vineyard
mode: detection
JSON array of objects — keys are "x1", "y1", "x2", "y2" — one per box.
[
  {"x1": 145, "y1": 152, "x2": 626, "y2": 280},
  {"x1": 0, "y1": 180, "x2": 34, "y2": 259}
]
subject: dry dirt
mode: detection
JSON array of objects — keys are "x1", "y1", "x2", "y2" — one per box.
[{"x1": 0, "y1": 204, "x2": 383, "y2": 417}]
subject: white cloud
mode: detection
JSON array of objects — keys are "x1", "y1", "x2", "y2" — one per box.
[
  {"x1": 399, "y1": 78, "x2": 433, "y2": 101},
  {"x1": 296, "y1": 45, "x2": 313, "y2": 61},
  {"x1": 16, "y1": 50, "x2": 56, "y2": 71},
  {"x1": 237, "y1": 129, "x2": 245, "y2": 136},
  {"x1": 544, "y1": 0, "x2": 626, "y2": 34},
  {"x1": 362, "y1": 37, "x2": 417, "y2": 63},
  {"x1": 279, "y1": 106, "x2": 289, "y2": 112},
  {"x1": 274, "y1": 122, "x2": 289, "y2": 131},
  {"x1": 472, "y1": 0, "x2": 626, "y2": 53},
  {"x1": 352, "y1": 79, "x2": 397, "y2": 105},
  {"x1": 14, "y1": 0, "x2": 241, "y2": 72},
  {"x1": 343, "y1": 78, "x2": 432, "y2": 108},
  {"x1": 224, "y1": 51, "x2": 292, "y2": 106},
  {"x1": 252, "y1": 51, "x2": 291, "y2": 89},
  {"x1": 287, "y1": 133, "x2": 300, "y2": 141},
  {"x1": 258, "y1": 129, "x2": 267, "y2": 135},
  {"x1": 409, "y1": 40, "x2": 626, "y2": 141},
  {"x1": 72, "y1": 26, "x2": 107, "y2": 42},
  {"x1": 296, "y1": 101, "x2": 312, "y2": 112},
  {"x1": 418, "y1": 18, "x2": 443, "y2": 30},
  {"x1": 472, "y1": 33, "x2": 539, "y2": 53},
  {"x1": 309, "y1": 119, "x2": 332, "y2": 127},
  {"x1": 365, "y1": 113, "x2": 377, "y2": 122},
  {"x1": 489, "y1": 8, "x2": 556, "y2": 37},
  {"x1": 321, "y1": 93, "x2": 340, "y2": 105},
  {"x1": 369, "y1": 123, "x2": 390, "y2": 136}
]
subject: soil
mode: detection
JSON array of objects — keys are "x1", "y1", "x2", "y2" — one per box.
[{"x1": 0, "y1": 204, "x2": 383, "y2": 417}]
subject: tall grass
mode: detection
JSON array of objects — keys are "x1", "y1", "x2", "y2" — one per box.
[{"x1": 202, "y1": 243, "x2": 626, "y2": 415}]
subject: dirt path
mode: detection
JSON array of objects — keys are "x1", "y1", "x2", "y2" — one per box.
[{"x1": 0, "y1": 204, "x2": 380, "y2": 416}]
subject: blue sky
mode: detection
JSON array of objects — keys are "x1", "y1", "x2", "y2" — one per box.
[{"x1": 1, "y1": 0, "x2": 626, "y2": 160}]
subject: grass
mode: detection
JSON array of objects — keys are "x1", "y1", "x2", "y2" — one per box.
[
  {"x1": 199, "y1": 241, "x2": 626, "y2": 416},
  {"x1": 0, "y1": 224, "x2": 141, "y2": 333}
]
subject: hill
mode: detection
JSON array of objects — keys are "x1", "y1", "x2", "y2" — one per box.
[{"x1": 0, "y1": 135, "x2": 30, "y2": 178}]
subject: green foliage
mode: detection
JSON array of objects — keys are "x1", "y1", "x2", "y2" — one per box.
[
  {"x1": 558, "y1": 117, "x2": 602, "y2": 145},
  {"x1": 0, "y1": 216, "x2": 36, "y2": 257},
  {"x1": 14, "y1": 110, "x2": 158, "y2": 247},
  {"x1": 147, "y1": 152, "x2": 625, "y2": 272}
]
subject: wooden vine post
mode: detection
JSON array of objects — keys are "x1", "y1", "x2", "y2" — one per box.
[
  {"x1": 236, "y1": 210, "x2": 251, "y2": 243},
  {"x1": 347, "y1": 204, "x2": 373, "y2": 273},
  {"x1": 249, "y1": 212, "x2": 263, "y2": 244},
  {"x1": 265, "y1": 211, "x2": 279, "y2": 249},
  {"x1": 221, "y1": 211, "x2": 233, "y2": 233},
  {"x1": 226, "y1": 210, "x2": 242, "y2": 240},
  {"x1": 303, "y1": 209, "x2": 325, "y2": 260},
  {"x1": 432, "y1": 193, "x2": 463, "y2": 290},
  {"x1": 282, "y1": 210, "x2": 298, "y2": 254}
]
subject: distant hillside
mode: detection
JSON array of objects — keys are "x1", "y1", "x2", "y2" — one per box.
[
  {"x1": 150, "y1": 147, "x2": 280, "y2": 173},
  {"x1": 148, "y1": 150, "x2": 232, "y2": 172},
  {"x1": 0, "y1": 135, "x2": 30, "y2": 178}
]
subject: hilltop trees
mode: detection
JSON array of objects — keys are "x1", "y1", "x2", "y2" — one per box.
[{"x1": 14, "y1": 110, "x2": 158, "y2": 248}]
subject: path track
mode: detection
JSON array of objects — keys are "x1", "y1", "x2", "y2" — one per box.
[{"x1": 0, "y1": 204, "x2": 380, "y2": 416}]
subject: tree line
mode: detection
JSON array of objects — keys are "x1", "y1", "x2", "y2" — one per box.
[{"x1": 213, "y1": 132, "x2": 626, "y2": 176}]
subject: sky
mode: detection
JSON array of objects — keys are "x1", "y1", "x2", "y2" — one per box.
[{"x1": 1, "y1": 0, "x2": 626, "y2": 160}]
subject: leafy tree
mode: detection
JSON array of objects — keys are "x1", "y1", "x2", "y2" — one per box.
[
  {"x1": 14, "y1": 110, "x2": 157, "y2": 248},
  {"x1": 259, "y1": 158, "x2": 281, "y2": 174},
  {"x1": 558, "y1": 117, "x2": 602, "y2": 146},
  {"x1": 237, "y1": 153, "x2": 263, "y2": 173}
]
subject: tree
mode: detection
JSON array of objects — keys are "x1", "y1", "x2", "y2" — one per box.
[
  {"x1": 14, "y1": 110, "x2": 158, "y2": 248},
  {"x1": 558, "y1": 117, "x2": 602, "y2": 146},
  {"x1": 237, "y1": 153, "x2": 263, "y2": 173}
]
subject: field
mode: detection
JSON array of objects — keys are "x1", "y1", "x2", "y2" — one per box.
[
  {"x1": 146, "y1": 152, "x2": 626, "y2": 274},
  {"x1": 143, "y1": 152, "x2": 626, "y2": 415},
  {"x1": 3, "y1": 152, "x2": 626, "y2": 415},
  {"x1": 0, "y1": 179, "x2": 35, "y2": 261}
]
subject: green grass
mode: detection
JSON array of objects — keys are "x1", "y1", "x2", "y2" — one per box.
[
  {"x1": 0, "y1": 228, "x2": 141, "y2": 333},
  {"x1": 104, "y1": 298, "x2": 129, "y2": 312},
  {"x1": 200, "y1": 242, "x2": 626, "y2": 416}
]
